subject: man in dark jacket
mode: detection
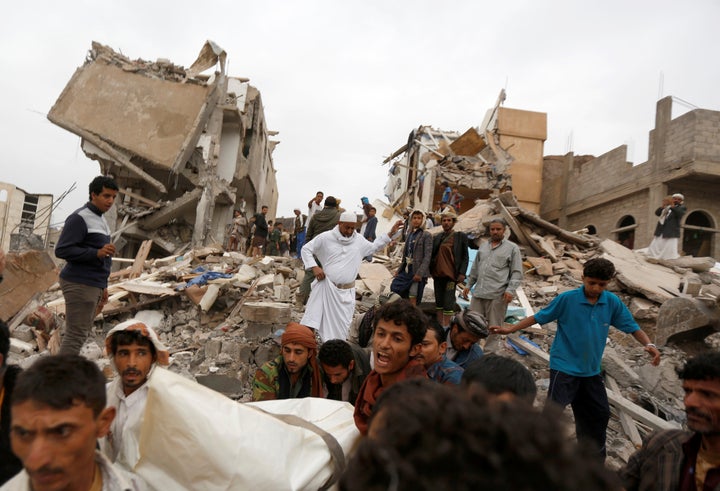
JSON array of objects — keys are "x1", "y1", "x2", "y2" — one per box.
[
  {"x1": 620, "y1": 352, "x2": 720, "y2": 491},
  {"x1": 430, "y1": 208, "x2": 469, "y2": 327},
  {"x1": 391, "y1": 210, "x2": 433, "y2": 305},
  {"x1": 647, "y1": 192, "x2": 687, "y2": 260},
  {"x1": 0, "y1": 321, "x2": 22, "y2": 485},
  {"x1": 55, "y1": 175, "x2": 118, "y2": 355},
  {"x1": 297, "y1": 196, "x2": 341, "y2": 305}
]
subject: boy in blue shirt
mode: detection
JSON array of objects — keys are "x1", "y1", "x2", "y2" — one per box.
[{"x1": 491, "y1": 258, "x2": 660, "y2": 461}]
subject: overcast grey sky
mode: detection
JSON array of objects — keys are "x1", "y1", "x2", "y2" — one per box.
[{"x1": 2, "y1": 0, "x2": 718, "y2": 225}]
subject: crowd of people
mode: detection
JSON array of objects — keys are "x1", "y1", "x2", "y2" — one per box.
[{"x1": 0, "y1": 178, "x2": 714, "y2": 490}]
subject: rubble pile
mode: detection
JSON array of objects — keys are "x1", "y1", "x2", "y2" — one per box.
[{"x1": 2, "y1": 196, "x2": 718, "y2": 469}]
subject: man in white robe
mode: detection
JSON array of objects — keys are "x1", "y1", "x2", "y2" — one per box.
[
  {"x1": 301, "y1": 212, "x2": 403, "y2": 341},
  {"x1": 100, "y1": 319, "x2": 170, "y2": 471}
]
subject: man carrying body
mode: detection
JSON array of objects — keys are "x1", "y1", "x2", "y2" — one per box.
[
  {"x1": 353, "y1": 300, "x2": 427, "y2": 435},
  {"x1": 463, "y1": 218, "x2": 523, "y2": 352},
  {"x1": 252, "y1": 323, "x2": 323, "y2": 401},
  {"x1": 318, "y1": 339, "x2": 371, "y2": 405},
  {"x1": 301, "y1": 213, "x2": 403, "y2": 341},
  {"x1": 0, "y1": 321, "x2": 21, "y2": 485},
  {"x1": 249, "y1": 205, "x2": 269, "y2": 257},
  {"x1": 347, "y1": 292, "x2": 402, "y2": 356},
  {"x1": 647, "y1": 192, "x2": 687, "y2": 260},
  {"x1": 461, "y1": 354, "x2": 537, "y2": 404},
  {"x1": 491, "y1": 257, "x2": 661, "y2": 460},
  {"x1": 417, "y1": 321, "x2": 463, "y2": 385},
  {"x1": 297, "y1": 196, "x2": 341, "y2": 306},
  {"x1": 445, "y1": 309, "x2": 488, "y2": 369},
  {"x1": 55, "y1": 176, "x2": 119, "y2": 355},
  {"x1": 430, "y1": 209, "x2": 469, "y2": 327},
  {"x1": 306, "y1": 191, "x2": 324, "y2": 227},
  {"x1": 3, "y1": 354, "x2": 145, "y2": 491},
  {"x1": 100, "y1": 319, "x2": 169, "y2": 470},
  {"x1": 620, "y1": 352, "x2": 720, "y2": 491}
]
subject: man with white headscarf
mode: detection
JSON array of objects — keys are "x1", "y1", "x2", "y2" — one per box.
[
  {"x1": 646, "y1": 192, "x2": 686, "y2": 260},
  {"x1": 301, "y1": 212, "x2": 404, "y2": 341},
  {"x1": 100, "y1": 319, "x2": 169, "y2": 470}
]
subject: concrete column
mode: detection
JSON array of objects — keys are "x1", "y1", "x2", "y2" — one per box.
[
  {"x1": 557, "y1": 152, "x2": 573, "y2": 229},
  {"x1": 649, "y1": 97, "x2": 673, "y2": 173}
]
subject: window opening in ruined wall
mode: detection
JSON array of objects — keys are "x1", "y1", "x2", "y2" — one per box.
[
  {"x1": 616, "y1": 215, "x2": 636, "y2": 249},
  {"x1": 683, "y1": 210, "x2": 714, "y2": 257}
]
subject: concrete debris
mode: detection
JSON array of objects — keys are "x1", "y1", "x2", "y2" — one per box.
[{"x1": 5, "y1": 179, "x2": 718, "y2": 471}]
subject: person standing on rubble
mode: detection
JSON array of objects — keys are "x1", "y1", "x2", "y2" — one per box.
[
  {"x1": 620, "y1": 352, "x2": 720, "y2": 491},
  {"x1": 307, "y1": 191, "x2": 324, "y2": 227},
  {"x1": 301, "y1": 213, "x2": 403, "y2": 342},
  {"x1": 55, "y1": 176, "x2": 119, "y2": 355},
  {"x1": 292, "y1": 208, "x2": 306, "y2": 257},
  {"x1": 99, "y1": 319, "x2": 169, "y2": 470},
  {"x1": 430, "y1": 208, "x2": 469, "y2": 328},
  {"x1": 249, "y1": 205, "x2": 269, "y2": 257},
  {"x1": 490, "y1": 257, "x2": 661, "y2": 461},
  {"x1": 296, "y1": 196, "x2": 341, "y2": 306},
  {"x1": 362, "y1": 207, "x2": 378, "y2": 262},
  {"x1": 462, "y1": 218, "x2": 523, "y2": 352},
  {"x1": 646, "y1": 192, "x2": 686, "y2": 260},
  {"x1": 391, "y1": 210, "x2": 433, "y2": 306},
  {"x1": 252, "y1": 323, "x2": 323, "y2": 401}
]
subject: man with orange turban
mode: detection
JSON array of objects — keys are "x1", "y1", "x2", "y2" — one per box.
[{"x1": 252, "y1": 323, "x2": 323, "y2": 401}]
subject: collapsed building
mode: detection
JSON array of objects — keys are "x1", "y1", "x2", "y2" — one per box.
[
  {"x1": 47, "y1": 41, "x2": 279, "y2": 258},
  {"x1": 542, "y1": 96, "x2": 720, "y2": 259},
  {"x1": 0, "y1": 182, "x2": 53, "y2": 251},
  {"x1": 383, "y1": 90, "x2": 547, "y2": 215}
]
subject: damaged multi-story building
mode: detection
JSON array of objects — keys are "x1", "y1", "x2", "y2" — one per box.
[
  {"x1": 542, "y1": 96, "x2": 720, "y2": 259},
  {"x1": 48, "y1": 41, "x2": 279, "y2": 258},
  {"x1": 0, "y1": 182, "x2": 53, "y2": 252},
  {"x1": 382, "y1": 90, "x2": 547, "y2": 216}
]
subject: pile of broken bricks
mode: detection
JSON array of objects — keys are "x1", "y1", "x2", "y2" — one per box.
[{"x1": 1, "y1": 198, "x2": 718, "y2": 469}]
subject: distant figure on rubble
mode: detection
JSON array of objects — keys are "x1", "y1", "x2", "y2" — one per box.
[
  {"x1": 4, "y1": 355, "x2": 147, "y2": 491},
  {"x1": 646, "y1": 192, "x2": 686, "y2": 260},
  {"x1": 391, "y1": 210, "x2": 433, "y2": 306},
  {"x1": 279, "y1": 225, "x2": 291, "y2": 257},
  {"x1": 292, "y1": 208, "x2": 306, "y2": 257},
  {"x1": 620, "y1": 352, "x2": 720, "y2": 491},
  {"x1": 353, "y1": 300, "x2": 427, "y2": 435},
  {"x1": 307, "y1": 191, "x2": 324, "y2": 227},
  {"x1": 301, "y1": 213, "x2": 403, "y2": 342},
  {"x1": 491, "y1": 257, "x2": 661, "y2": 461},
  {"x1": 429, "y1": 208, "x2": 469, "y2": 327},
  {"x1": 362, "y1": 207, "x2": 378, "y2": 261},
  {"x1": 448, "y1": 186, "x2": 464, "y2": 213},
  {"x1": 99, "y1": 319, "x2": 169, "y2": 471},
  {"x1": 462, "y1": 218, "x2": 523, "y2": 352},
  {"x1": 318, "y1": 339, "x2": 371, "y2": 405},
  {"x1": 296, "y1": 196, "x2": 341, "y2": 306},
  {"x1": 267, "y1": 222, "x2": 283, "y2": 256},
  {"x1": 249, "y1": 205, "x2": 269, "y2": 257},
  {"x1": 227, "y1": 210, "x2": 247, "y2": 253},
  {"x1": 252, "y1": 323, "x2": 322, "y2": 401},
  {"x1": 55, "y1": 175, "x2": 119, "y2": 355},
  {"x1": 0, "y1": 321, "x2": 22, "y2": 485},
  {"x1": 439, "y1": 181, "x2": 452, "y2": 206}
]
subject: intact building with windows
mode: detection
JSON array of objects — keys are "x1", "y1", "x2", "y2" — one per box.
[{"x1": 541, "y1": 96, "x2": 720, "y2": 259}]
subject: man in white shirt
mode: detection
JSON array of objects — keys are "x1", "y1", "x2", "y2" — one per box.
[
  {"x1": 100, "y1": 319, "x2": 169, "y2": 470},
  {"x1": 306, "y1": 191, "x2": 324, "y2": 227}
]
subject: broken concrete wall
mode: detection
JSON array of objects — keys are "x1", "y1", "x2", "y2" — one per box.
[
  {"x1": 383, "y1": 95, "x2": 546, "y2": 218},
  {"x1": 0, "y1": 182, "x2": 53, "y2": 252},
  {"x1": 496, "y1": 107, "x2": 547, "y2": 213},
  {"x1": 48, "y1": 41, "x2": 279, "y2": 257},
  {"x1": 542, "y1": 97, "x2": 720, "y2": 259}
]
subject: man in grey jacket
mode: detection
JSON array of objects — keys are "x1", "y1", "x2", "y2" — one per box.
[{"x1": 463, "y1": 219, "x2": 522, "y2": 352}]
